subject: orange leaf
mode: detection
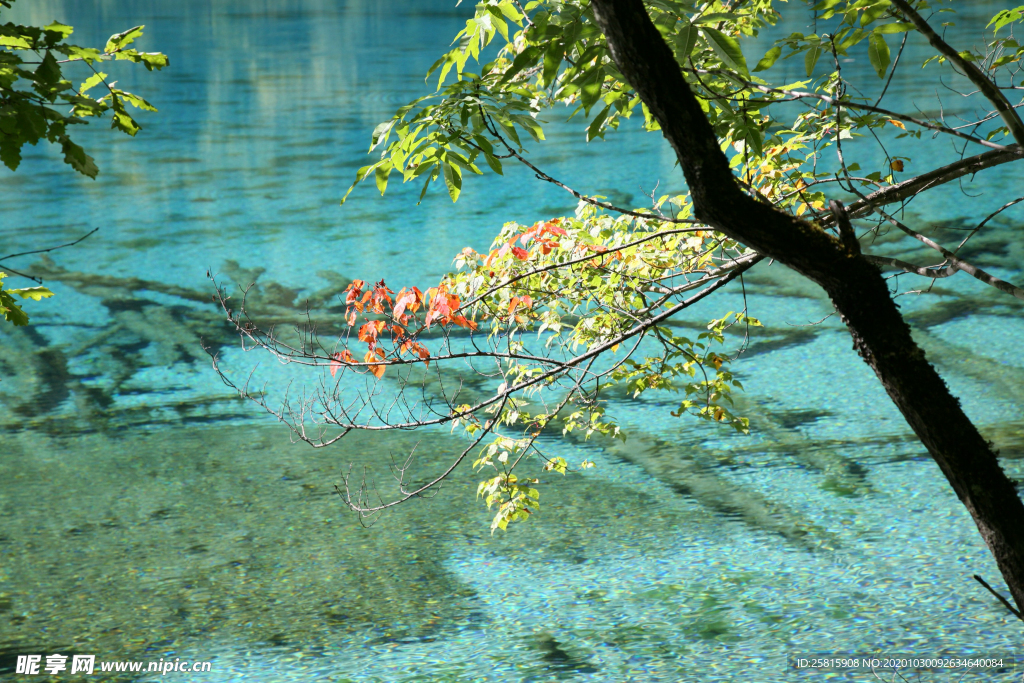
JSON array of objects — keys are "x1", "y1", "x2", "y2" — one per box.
[
  {"x1": 402, "y1": 341, "x2": 431, "y2": 367},
  {"x1": 393, "y1": 288, "x2": 422, "y2": 318},
  {"x1": 364, "y1": 349, "x2": 386, "y2": 379},
  {"x1": 415, "y1": 344, "x2": 430, "y2": 367},
  {"x1": 891, "y1": 159, "x2": 904, "y2": 172},
  {"x1": 344, "y1": 280, "x2": 365, "y2": 304},
  {"x1": 887, "y1": 119, "x2": 906, "y2": 130},
  {"x1": 358, "y1": 320, "x2": 387, "y2": 344},
  {"x1": 452, "y1": 315, "x2": 478, "y2": 330}
]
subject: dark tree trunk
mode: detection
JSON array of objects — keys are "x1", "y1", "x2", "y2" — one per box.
[{"x1": 589, "y1": 0, "x2": 1024, "y2": 613}]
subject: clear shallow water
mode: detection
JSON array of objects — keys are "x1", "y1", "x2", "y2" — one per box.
[{"x1": 1, "y1": 1, "x2": 1023, "y2": 681}]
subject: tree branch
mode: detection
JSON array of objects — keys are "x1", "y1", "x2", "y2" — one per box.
[
  {"x1": 830, "y1": 146, "x2": 1023, "y2": 224},
  {"x1": 867, "y1": 205, "x2": 1024, "y2": 301},
  {"x1": 588, "y1": 0, "x2": 1024, "y2": 613},
  {"x1": 891, "y1": 0, "x2": 1024, "y2": 147},
  {"x1": 861, "y1": 254, "x2": 958, "y2": 278}
]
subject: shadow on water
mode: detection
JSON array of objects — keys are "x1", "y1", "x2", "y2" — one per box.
[{"x1": 2, "y1": 258, "x2": 1024, "y2": 680}]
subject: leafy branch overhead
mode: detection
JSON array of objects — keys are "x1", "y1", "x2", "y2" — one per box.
[
  {"x1": 0, "y1": 5, "x2": 167, "y2": 178},
  {"x1": 218, "y1": 0, "x2": 1024, "y2": 546},
  {"x1": 342, "y1": 0, "x2": 1023, "y2": 207},
  {"x1": 0, "y1": 0, "x2": 166, "y2": 328}
]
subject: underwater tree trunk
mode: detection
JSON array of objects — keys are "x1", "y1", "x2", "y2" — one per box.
[{"x1": 590, "y1": 0, "x2": 1024, "y2": 613}]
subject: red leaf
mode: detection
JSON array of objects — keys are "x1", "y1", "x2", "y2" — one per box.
[
  {"x1": 329, "y1": 349, "x2": 355, "y2": 377},
  {"x1": 511, "y1": 247, "x2": 528, "y2": 260}
]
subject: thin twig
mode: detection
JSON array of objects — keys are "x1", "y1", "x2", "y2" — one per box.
[
  {"x1": 0, "y1": 228, "x2": 100, "y2": 284},
  {"x1": 973, "y1": 574, "x2": 1024, "y2": 621}
]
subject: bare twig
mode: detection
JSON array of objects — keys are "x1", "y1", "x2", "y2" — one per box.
[
  {"x1": 973, "y1": 574, "x2": 1024, "y2": 621},
  {"x1": 0, "y1": 228, "x2": 99, "y2": 284}
]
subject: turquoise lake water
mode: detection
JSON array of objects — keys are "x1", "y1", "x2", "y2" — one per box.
[{"x1": 1, "y1": 1, "x2": 1023, "y2": 681}]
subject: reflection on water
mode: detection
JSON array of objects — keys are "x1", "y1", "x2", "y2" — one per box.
[{"x1": 2, "y1": 0, "x2": 1024, "y2": 681}]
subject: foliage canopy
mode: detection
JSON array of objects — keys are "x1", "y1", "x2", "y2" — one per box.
[
  {"x1": 0, "y1": 0, "x2": 166, "y2": 326},
  {"x1": 217, "y1": 0, "x2": 1024, "y2": 535}
]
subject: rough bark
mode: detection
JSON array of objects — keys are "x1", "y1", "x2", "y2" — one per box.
[{"x1": 588, "y1": 0, "x2": 1024, "y2": 613}]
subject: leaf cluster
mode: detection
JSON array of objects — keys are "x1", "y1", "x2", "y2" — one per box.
[
  {"x1": 229, "y1": 0, "x2": 1024, "y2": 531},
  {"x1": 0, "y1": 271, "x2": 53, "y2": 326},
  {"x1": 1, "y1": 3, "x2": 167, "y2": 178}
]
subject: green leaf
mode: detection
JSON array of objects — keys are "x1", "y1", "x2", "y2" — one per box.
[
  {"x1": 675, "y1": 16, "x2": 700, "y2": 60},
  {"x1": 0, "y1": 290, "x2": 30, "y2": 326},
  {"x1": 742, "y1": 116, "x2": 763, "y2": 156},
  {"x1": 0, "y1": 35, "x2": 33, "y2": 50},
  {"x1": 753, "y1": 45, "x2": 781, "y2": 72},
  {"x1": 369, "y1": 120, "x2": 395, "y2": 151},
  {"x1": 693, "y1": 12, "x2": 750, "y2": 25},
  {"x1": 873, "y1": 22, "x2": 915, "y2": 34},
  {"x1": 868, "y1": 32, "x2": 890, "y2": 78},
  {"x1": 804, "y1": 40, "x2": 823, "y2": 76},
  {"x1": 0, "y1": 137, "x2": 22, "y2": 171},
  {"x1": 135, "y1": 51, "x2": 169, "y2": 71},
  {"x1": 988, "y1": 6, "x2": 1024, "y2": 33},
  {"x1": 437, "y1": 53, "x2": 457, "y2": 89},
  {"x1": 496, "y1": 0, "x2": 523, "y2": 23},
  {"x1": 79, "y1": 71, "x2": 108, "y2": 94},
  {"x1": 442, "y1": 161, "x2": 462, "y2": 202},
  {"x1": 117, "y1": 90, "x2": 158, "y2": 112},
  {"x1": 35, "y1": 50, "x2": 62, "y2": 86},
  {"x1": 59, "y1": 45, "x2": 103, "y2": 64},
  {"x1": 482, "y1": 151, "x2": 503, "y2": 175},
  {"x1": 60, "y1": 136, "x2": 98, "y2": 178},
  {"x1": 17, "y1": 105, "x2": 48, "y2": 140},
  {"x1": 497, "y1": 45, "x2": 541, "y2": 86},
  {"x1": 109, "y1": 94, "x2": 140, "y2": 136},
  {"x1": 703, "y1": 28, "x2": 749, "y2": 77},
  {"x1": 8, "y1": 286, "x2": 55, "y2": 301},
  {"x1": 860, "y1": 2, "x2": 890, "y2": 28},
  {"x1": 112, "y1": 49, "x2": 169, "y2": 71},
  {"x1": 838, "y1": 28, "x2": 866, "y2": 52},
  {"x1": 42, "y1": 21, "x2": 73, "y2": 41},
  {"x1": 375, "y1": 160, "x2": 393, "y2": 195},
  {"x1": 587, "y1": 104, "x2": 611, "y2": 141},
  {"x1": 542, "y1": 40, "x2": 563, "y2": 87},
  {"x1": 340, "y1": 161, "x2": 382, "y2": 204},
  {"x1": 105, "y1": 25, "x2": 144, "y2": 53}
]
